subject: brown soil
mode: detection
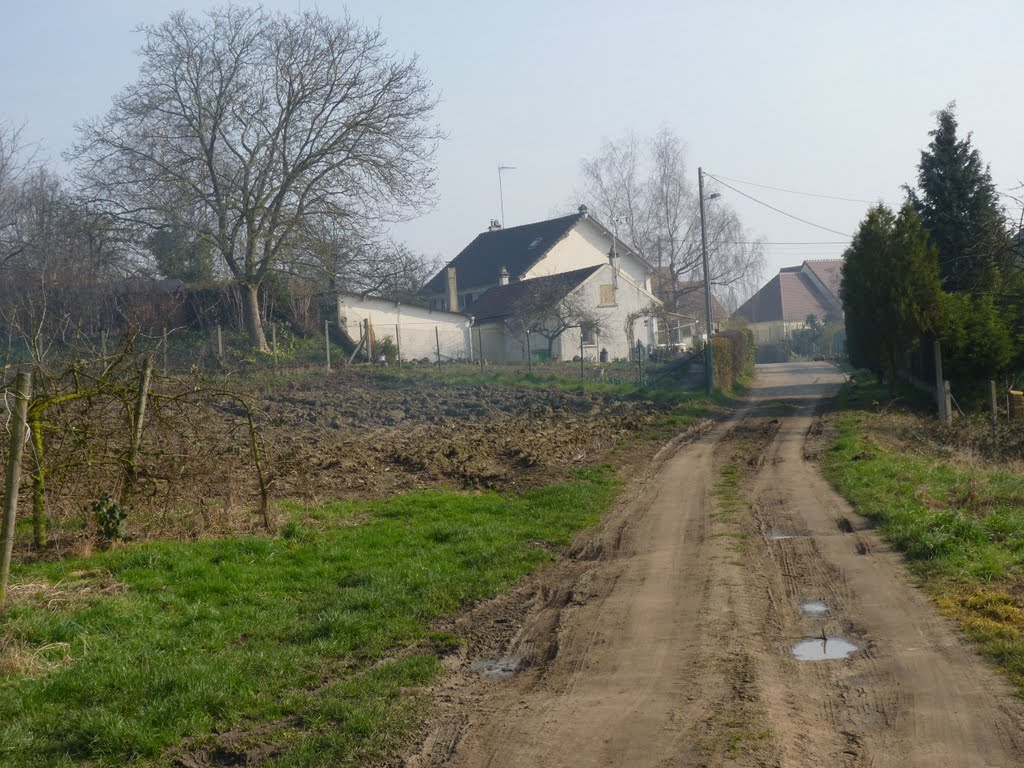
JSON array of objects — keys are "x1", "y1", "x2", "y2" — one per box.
[
  {"x1": 19, "y1": 368, "x2": 693, "y2": 553},
  {"x1": 258, "y1": 372, "x2": 677, "y2": 500},
  {"x1": 399, "y1": 362, "x2": 1024, "y2": 768}
]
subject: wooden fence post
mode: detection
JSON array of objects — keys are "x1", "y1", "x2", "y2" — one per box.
[
  {"x1": 933, "y1": 340, "x2": 946, "y2": 423},
  {"x1": 271, "y1": 323, "x2": 278, "y2": 366},
  {"x1": 477, "y1": 326, "x2": 484, "y2": 372},
  {"x1": 1, "y1": 369, "x2": 32, "y2": 609},
  {"x1": 943, "y1": 380, "x2": 953, "y2": 426},
  {"x1": 162, "y1": 327, "x2": 169, "y2": 376},
  {"x1": 395, "y1": 324, "x2": 402, "y2": 369},
  {"x1": 217, "y1": 323, "x2": 224, "y2": 359},
  {"x1": 325, "y1": 320, "x2": 331, "y2": 372},
  {"x1": 989, "y1": 380, "x2": 998, "y2": 427},
  {"x1": 435, "y1": 327, "x2": 442, "y2": 370}
]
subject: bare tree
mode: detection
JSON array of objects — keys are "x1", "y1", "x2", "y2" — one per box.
[
  {"x1": 0, "y1": 166, "x2": 139, "y2": 357},
  {"x1": 507, "y1": 280, "x2": 610, "y2": 360},
  {"x1": 579, "y1": 128, "x2": 765, "y2": 308},
  {"x1": 72, "y1": 6, "x2": 442, "y2": 351},
  {"x1": 284, "y1": 218, "x2": 438, "y2": 301},
  {"x1": 0, "y1": 121, "x2": 38, "y2": 270}
]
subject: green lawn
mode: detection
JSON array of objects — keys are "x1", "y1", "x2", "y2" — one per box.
[
  {"x1": 824, "y1": 380, "x2": 1024, "y2": 694},
  {"x1": 0, "y1": 468, "x2": 618, "y2": 767}
]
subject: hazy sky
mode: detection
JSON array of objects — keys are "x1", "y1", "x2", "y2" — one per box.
[{"x1": 2, "y1": 0, "x2": 1022, "y2": 284}]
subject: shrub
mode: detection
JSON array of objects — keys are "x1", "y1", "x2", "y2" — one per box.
[{"x1": 711, "y1": 330, "x2": 755, "y2": 390}]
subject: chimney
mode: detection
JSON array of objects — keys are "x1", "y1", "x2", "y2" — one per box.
[
  {"x1": 499, "y1": 266, "x2": 510, "y2": 286},
  {"x1": 488, "y1": 219, "x2": 502, "y2": 232},
  {"x1": 607, "y1": 245, "x2": 619, "y2": 287},
  {"x1": 446, "y1": 266, "x2": 458, "y2": 311},
  {"x1": 578, "y1": 204, "x2": 588, "y2": 215}
]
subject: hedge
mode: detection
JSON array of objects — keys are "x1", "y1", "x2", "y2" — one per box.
[{"x1": 711, "y1": 329, "x2": 755, "y2": 390}]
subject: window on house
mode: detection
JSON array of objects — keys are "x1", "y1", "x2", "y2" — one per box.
[
  {"x1": 581, "y1": 323, "x2": 597, "y2": 346},
  {"x1": 599, "y1": 284, "x2": 616, "y2": 306}
]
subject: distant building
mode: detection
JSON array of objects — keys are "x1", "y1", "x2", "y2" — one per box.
[{"x1": 732, "y1": 260, "x2": 843, "y2": 345}]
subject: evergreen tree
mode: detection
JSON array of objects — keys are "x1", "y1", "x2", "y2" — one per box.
[
  {"x1": 840, "y1": 204, "x2": 943, "y2": 392},
  {"x1": 909, "y1": 103, "x2": 1005, "y2": 293},
  {"x1": 146, "y1": 226, "x2": 214, "y2": 284}
]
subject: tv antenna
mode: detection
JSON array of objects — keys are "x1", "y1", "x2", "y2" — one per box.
[{"x1": 498, "y1": 164, "x2": 516, "y2": 227}]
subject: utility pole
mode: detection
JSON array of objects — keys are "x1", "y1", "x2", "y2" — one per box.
[
  {"x1": 498, "y1": 164, "x2": 516, "y2": 227},
  {"x1": 698, "y1": 167, "x2": 715, "y2": 396}
]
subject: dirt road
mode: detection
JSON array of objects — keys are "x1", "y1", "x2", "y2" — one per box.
[{"x1": 408, "y1": 362, "x2": 1024, "y2": 767}]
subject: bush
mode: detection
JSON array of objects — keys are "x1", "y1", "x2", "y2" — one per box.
[{"x1": 711, "y1": 330, "x2": 755, "y2": 390}]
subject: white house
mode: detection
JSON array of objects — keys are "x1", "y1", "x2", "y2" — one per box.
[
  {"x1": 420, "y1": 205, "x2": 655, "y2": 312},
  {"x1": 420, "y1": 206, "x2": 671, "y2": 362},
  {"x1": 335, "y1": 293, "x2": 472, "y2": 362}
]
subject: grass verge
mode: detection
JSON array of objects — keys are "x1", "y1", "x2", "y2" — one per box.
[
  {"x1": 0, "y1": 468, "x2": 618, "y2": 767},
  {"x1": 823, "y1": 379, "x2": 1024, "y2": 694}
]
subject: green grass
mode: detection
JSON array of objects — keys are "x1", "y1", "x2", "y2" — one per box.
[
  {"x1": 0, "y1": 468, "x2": 619, "y2": 767},
  {"x1": 823, "y1": 388, "x2": 1024, "y2": 692}
]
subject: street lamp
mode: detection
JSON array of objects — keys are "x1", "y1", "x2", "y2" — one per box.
[{"x1": 698, "y1": 167, "x2": 720, "y2": 396}]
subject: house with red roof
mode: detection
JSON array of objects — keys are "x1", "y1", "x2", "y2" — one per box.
[{"x1": 732, "y1": 260, "x2": 843, "y2": 345}]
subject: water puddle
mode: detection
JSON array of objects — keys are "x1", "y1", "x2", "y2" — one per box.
[
  {"x1": 469, "y1": 657, "x2": 520, "y2": 679},
  {"x1": 769, "y1": 528, "x2": 802, "y2": 540},
  {"x1": 800, "y1": 600, "x2": 829, "y2": 617},
  {"x1": 791, "y1": 636, "x2": 858, "y2": 661}
]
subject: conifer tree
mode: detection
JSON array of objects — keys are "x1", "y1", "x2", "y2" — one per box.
[
  {"x1": 840, "y1": 204, "x2": 943, "y2": 392},
  {"x1": 908, "y1": 103, "x2": 1004, "y2": 293}
]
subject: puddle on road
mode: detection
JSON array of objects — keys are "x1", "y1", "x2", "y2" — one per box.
[
  {"x1": 791, "y1": 636, "x2": 858, "y2": 661},
  {"x1": 800, "y1": 600, "x2": 829, "y2": 617},
  {"x1": 469, "y1": 657, "x2": 521, "y2": 679},
  {"x1": 769, "y1": 528, "x2": 802, "y2": 540}
]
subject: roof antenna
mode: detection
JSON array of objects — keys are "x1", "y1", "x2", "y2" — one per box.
[{"x1": 498, "y1": 164, "x2": 516, "y2": 227}]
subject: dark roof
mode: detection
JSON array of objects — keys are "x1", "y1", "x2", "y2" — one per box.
[
  {"x1": 422, "y1": 213, "x2": 585, "y2": 295},
  {"x1": 649, "y1": 269, "x2": 729, "y2": 322},
  {"x1": 464, "y1": 265, "x2": 601, "y2": 322},
  {"x1": 733, "y1": 269, "x2": 833, "y2": 323}
]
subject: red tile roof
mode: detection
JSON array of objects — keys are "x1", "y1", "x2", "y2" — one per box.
[
  {"x1": 733, "y1": 261, "x2": 842, "y2": 323},
  {"x1": 802, "y1": 259, "x2": 842, "y2": 304}
]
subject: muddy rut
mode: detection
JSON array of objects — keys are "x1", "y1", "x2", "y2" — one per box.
[{"x1": 404, "y1": 362, "x2": 1024, "y2": 768}]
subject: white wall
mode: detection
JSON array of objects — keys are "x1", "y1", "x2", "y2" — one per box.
[
  {"x1": 336, "y1": 294, "x2": 472, "y2": 362},
  {"x1": 525, "y1": 219, "x2": 651, "y2": 289},
  {"x1": 479, "y1": 264, "x2": 661, "y2": 363},
  {"x1": 555, "y1": 264, "x2": 660, "y2": 361}
]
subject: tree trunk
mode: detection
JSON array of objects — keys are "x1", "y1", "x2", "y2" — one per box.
[{"x1": 241, "y1": 282, "x2": 269, "y2": 351}]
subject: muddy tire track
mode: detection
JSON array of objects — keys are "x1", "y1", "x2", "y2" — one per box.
[{"x1": 400, "y1": 363, "x2": 1024, "y2": 768}]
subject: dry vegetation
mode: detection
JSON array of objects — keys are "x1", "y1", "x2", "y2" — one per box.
[{"x1": 0, "y1": 364, "x2": 707, "y2": 560}]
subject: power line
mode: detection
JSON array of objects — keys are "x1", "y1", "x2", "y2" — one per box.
[
  {"x1": 709, "y1": 173, "x2": 875, "y2": 204},
  {"x1": 724, "y1": 240, "x2": 849, "y2": 245},
  {"x1": 704, "y1": 173, "x2": 853, "y2": 238}
]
